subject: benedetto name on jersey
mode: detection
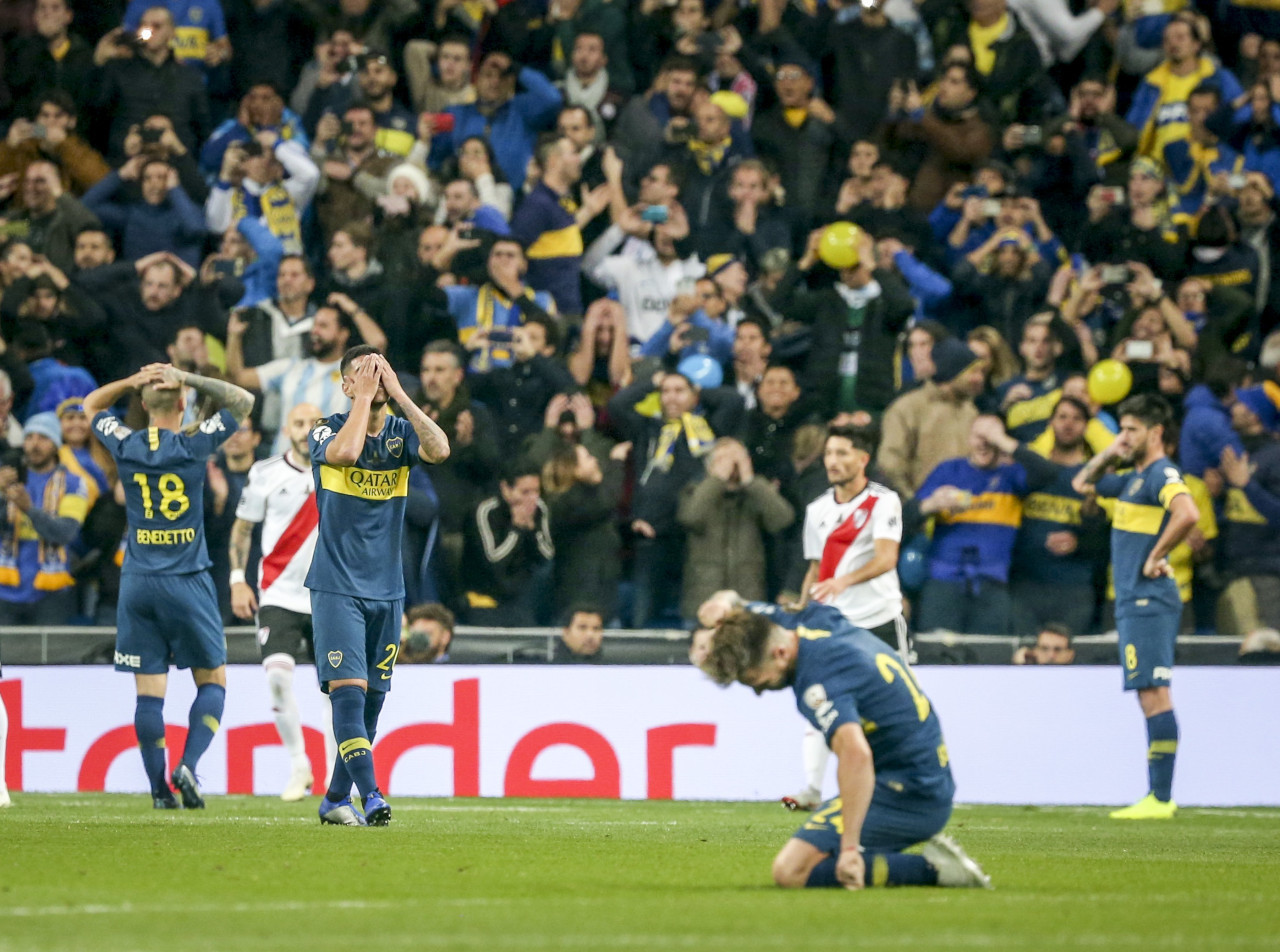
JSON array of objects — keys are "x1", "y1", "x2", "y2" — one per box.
[{"x1": 320, "y1": 465, "x2": 410, "y2": 500}]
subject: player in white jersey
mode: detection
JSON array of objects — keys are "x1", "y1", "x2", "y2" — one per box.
[
  {"x1": 788, "y1": 424, "x2": 908, "y2": 811},
  {"x1": 229, "y1": 403, "x2": 335, "y2": 801}
]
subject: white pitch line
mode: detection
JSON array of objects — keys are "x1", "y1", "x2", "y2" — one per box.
[{"x1": 0, "y1": 900, "x2": 396, "y2": 919}]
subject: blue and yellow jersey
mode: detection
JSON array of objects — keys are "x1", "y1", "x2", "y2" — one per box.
[
  {"x1": 1161, "y1": 138, "x2": 1244, "y2": 220},
  {"x1": 92, "y1": 409, "x2": 238, "y2": 575},
  {"x1": 0, "y1": 467, "x2": 89, "y2": 601},
  {"x1": 125, "y1": 0, "x2": 226, "y2": 67},
  {"x1": 787, "y1": 604, "x2": 952, "y2": 795},
  {"x1": 306, "y1": 412, "x2": 420, "y2": 601},
  {"x1": 445, "y1": 283, "x2": 557, "y2": 371},
  {"x1": 230, "y1": 183, "x2": 302, "y2": 256},
  {"x1": 997, "y1": 376, "x2": 1062, "y2": 443},
  {"x1": 1095, "y1": 456, "x2": 1191, "y2": 613},
  {"x1": 918, "y1": 458, "x2": 1028, "y2": 584},
  {"x1": 510, "y1": 181, "x2": 583, "y2": 314},
  {"x1": 1127, "y1": 57, "x2": 1244, "y2": 158},
  {"x1": 1013, "y1": 462, "x2": 1097, "y2": 587}
]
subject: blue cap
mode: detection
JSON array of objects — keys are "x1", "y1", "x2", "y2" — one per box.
[
  {"x1": 23, "y1": 411, "x2": 63, "y2": 448},
  {"x1": 677, "y1": 353, "x2": 723, "y2": 390}
]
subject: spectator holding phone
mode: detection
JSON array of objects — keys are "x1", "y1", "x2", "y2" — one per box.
[
  {"x1": 0, "y1": 94, "x2": 109, "y2": 204},
  {"x1": 206, "y1": 134, "x2": 318, "y2": 257},
  {"x1": 1082, "y1": 157, "x2": 1188, "y2": 285}
]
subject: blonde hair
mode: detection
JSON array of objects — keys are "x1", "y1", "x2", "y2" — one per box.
[
  {"x1": 968, "y1": 326, "x2": 1018, "y2": 387},
  {"x1": 541, "y1": 444, "x2": 579, "y2": 496}
]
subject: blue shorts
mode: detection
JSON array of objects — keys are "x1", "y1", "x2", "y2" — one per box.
[
  {"x1": 792, "y1": 778, "x2": 953, "y2": 854},
  {"x1": 115, "y1": 571, "x2": 226, "y2": 674},
  {"x1": 1117, "y1": 605, "x2": 1178, "y2": 690},
  {"x1": 311, "y1": 590, "x2": 403, "y2": 693}
]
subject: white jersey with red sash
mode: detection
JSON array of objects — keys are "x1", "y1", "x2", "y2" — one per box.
[
  {"x1": 234, "y1": 452, "x2": 318, "y2": 614},
  {"x1": 802, "y1": 481, "x2": 904, "y2": 628}
]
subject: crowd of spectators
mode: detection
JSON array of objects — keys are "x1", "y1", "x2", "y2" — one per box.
[{"x1": 0, "y1": 0, "x2": 1279, "y2": 643}]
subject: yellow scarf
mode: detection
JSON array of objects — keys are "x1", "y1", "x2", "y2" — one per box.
[
  {"x1": 969, "y1": 15, "x2": 1008, "y2": 75},
  {"x1": 642, "y1": 412, "x2": 715, "y2": 484},
  {"x1": 0, "y1": 469, "x2": 75, "y2": 592},
  {"x1": 687, "y1": 137, "x2": 733, "y2": 176}
]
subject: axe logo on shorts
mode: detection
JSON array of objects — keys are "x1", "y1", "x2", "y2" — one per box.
[{"x1": 328, "y1": 650, "x2": 343, "y2": 667}]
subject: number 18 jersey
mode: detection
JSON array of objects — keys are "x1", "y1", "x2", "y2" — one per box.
[{"x1": 93, "y1": 409, "x2": 238, "y2": 575}]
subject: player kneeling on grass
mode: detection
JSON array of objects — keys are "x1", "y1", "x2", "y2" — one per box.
[{"x1": 697, "y1": 603, "x2": 991, "y2": 890}]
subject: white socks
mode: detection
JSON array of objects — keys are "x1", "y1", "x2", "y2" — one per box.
[
  {"x1": 264, "y1": 655, "x2": 308, "y2": 772},
  {"x1": 802, "y1": 725, "x2": 830, "y2": 795}
]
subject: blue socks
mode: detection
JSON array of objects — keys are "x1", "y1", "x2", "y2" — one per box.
[
  {"x1": 1146, "y1": 710, "x2": 1179, "y2": 802},
  {"x1": 804, "y1": 852, "x2": 939, "y2": 888},
  {"x1": 182, "y1": 684, "x2": 225, "y2": 770},
  {"x1": 135, "y1": 696, "x2": 167, "y2": 796},
  {"x1": 328, "y1": 685, "x2": 380, "y2": 801}
]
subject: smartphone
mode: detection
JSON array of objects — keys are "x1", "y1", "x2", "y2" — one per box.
[
  {"x1": 213, "y1": 258, "x2": 243, "y2": 278},
  {"x1": 641, "y1": 204, "x2": 669, "y2": 224},
  {"x1": 1021, "y1": 125, "x2": 1043, "y2": 147},
  {"x1": 31, "y1": 123, "x2": 46, "y2": 139},
  {"x1": 1100, "y1": 264, "x2": 1130, "y2": 285},
  {"x1": 140, "y1": 127, "x2": 163, "y2": 145},
  {"x1": 1124, "y1": 339, "x2": 1154, "y2": 360},
  {"x1": 1228, "y1": 173, "x2": 1247, "y2": 190},
  {"x1": 686, "y1": 326, "x2": 710, "y2": 344},
  {"x1": 488, "y1": 328, "x2": 514, "y2": 343},
  {"x1": 339, "y1": 120, "x2": 354, "y2": 138},
  {"x1": 981, "y1": 199, "x2": 1002, "y2": 218},
  {"x1": 1095, "y1": 186, "x2": 1125, "y2": 206},
  {"x1": 424, "y1": 112, "x2": 455, "y2": 134}
]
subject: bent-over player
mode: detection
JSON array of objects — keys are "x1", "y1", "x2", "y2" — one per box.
[{"x1": 699, "y1": 602, "x2": 990, "y2": 889}]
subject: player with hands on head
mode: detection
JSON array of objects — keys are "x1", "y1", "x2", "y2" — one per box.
[
  {"x1": 84, "y1": 362, "x2": 256, "y2": 810},
  {"x1": 308, "y1": 347, "x2": 448, "y2": 826}
]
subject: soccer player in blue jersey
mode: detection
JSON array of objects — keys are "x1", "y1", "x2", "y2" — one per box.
[
  {"x1": 309, "y1": 347, "x2": 449, "y2": 826},
  {"x1": 84, "y1": 364, "x2": 256, "y2": 809},
  {"x1": 1073, "y1": 394, "x2": 1200, "y2": 820},
  {"x1": 699, "y1": 601, "x2": 990, "y2": 890}
]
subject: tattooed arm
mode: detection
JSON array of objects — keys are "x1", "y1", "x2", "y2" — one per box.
[{"x1": 375, "y1": 356, "x2": 450, "y2": 463}]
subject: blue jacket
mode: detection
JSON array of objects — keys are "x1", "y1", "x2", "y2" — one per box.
[
  {"x1": 428, "y1": 68, "x2": 562, "y2": 189},
  {"x1": 1178, "y1": 384, "x2": 1243, "y2": 477},
  {"x1": 82, "y1": 171, "x2": 207, "y2": 267},
  {"x1": 640, "y1": 310, "x2": 734, "y2": 366},
  {"x1": 199, "y1": 109, "x2": 312, "y2": 176},
  {"x1": 21, "y1": 358, "x2": 97, "y2": 422},
  {"x1": 234, "y1": 215, "x2": 284, "y2": 308}
]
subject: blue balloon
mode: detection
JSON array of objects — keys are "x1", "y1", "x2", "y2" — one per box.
[
  {"x1": 897, "y1": 536, "x2": 930, "y2": 593},
  {"x1": 677, "y1": 353, "x2": 723, "y2": 390}
]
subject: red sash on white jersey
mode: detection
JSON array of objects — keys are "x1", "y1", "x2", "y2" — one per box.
[{"x1": 818, "y1": 494, "x2": 880, "y2": 582}]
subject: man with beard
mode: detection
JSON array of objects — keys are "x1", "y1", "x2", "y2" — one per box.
[
  {"x1": 1011, "y1": 395, "x2": 1109, "y2": 637},
  {"x1": 611, "y1": 56, "x2": 700, "y2": 174},
  {"x1": 414, "y1": 340, "x2": 500, "y2": 545},
  {"x1": 1073, "y1": 394, "x2": 1200, "y2": 819},
  {"x1": 224, "y1": 305, "x2": 353, "y2": 454}
]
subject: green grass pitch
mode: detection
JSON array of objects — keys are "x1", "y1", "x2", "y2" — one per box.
[{"x1": 2, "y1": 797, "x2": 1279, "y2": 951}]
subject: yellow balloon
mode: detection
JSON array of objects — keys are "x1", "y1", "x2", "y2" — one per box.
[
  {"x1": 819, "y1": 222, "x2": 861, "y2": 269},
  {"x1": 1087, "y1": 359, "x2": 1133, "y2": 405}
]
